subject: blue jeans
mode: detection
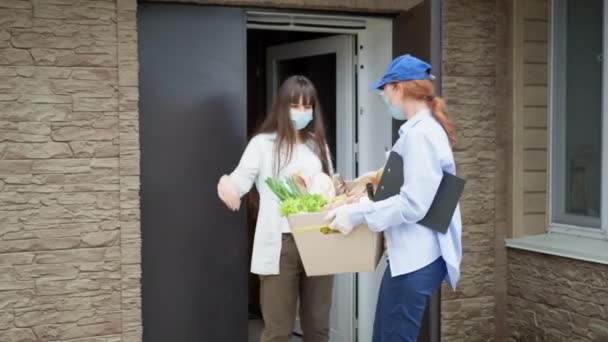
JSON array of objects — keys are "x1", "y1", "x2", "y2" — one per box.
[{"x1": 372, "y1": 257, "x2": 447, "y2": 342}]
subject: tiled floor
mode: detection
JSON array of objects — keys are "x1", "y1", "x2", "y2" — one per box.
[{"x1": 248, "y1": 319, "x2": 301, "y2": 342}]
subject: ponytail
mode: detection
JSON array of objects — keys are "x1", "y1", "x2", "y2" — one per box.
[
  {"x1": 429, "y1": 97, "x2": 456, "y2": 147},
  {"x1": 394, "y1": 80, "x2": 457, "y2": 148}
]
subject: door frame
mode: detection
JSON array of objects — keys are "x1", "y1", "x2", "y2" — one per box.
[
  {"x1": 266, "y1": 34, "x2": 356, "y2": 179},
  {"x1": 247, "y1": 11, "x2": 395, "y2": 176},
  {"x1": 247, "y1": 11, "x2": 394, "y2": 342},
  {"x1": 265, "y1": 34, "x2": 356, "y2": 342}
]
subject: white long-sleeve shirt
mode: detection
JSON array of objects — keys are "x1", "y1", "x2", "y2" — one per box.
[
  {"x1": 352, "y1": 109, "x2": 462, "y2": 288},
  {"x1": 229, "y1": 133, "x2": 327, "y2": 275}
]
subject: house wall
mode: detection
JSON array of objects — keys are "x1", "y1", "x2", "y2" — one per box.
[
  {"x1": 506, "y1": 0, "x2": 608, "y2": 341},
  {"x1": 520, "y1": 0, "x2": 549, "y2": 234},
  {"x1": 441, "y1": 0, "x2": 508, "y2": 340},
  {"x1": 511, "y1": 0, "x2": 549, "y2": 238},
  {"x1": 0, "y1": 0, "x2": 139, "y2": 341},
  {"x1": 507, "y1": 250, "x2": 608, "y2": 341},
  {"x1": 0, "y1": 0, "x2": 508, "y2": 341}
]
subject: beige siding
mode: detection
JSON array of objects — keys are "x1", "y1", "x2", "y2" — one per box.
[
  {"x1": 523, "y1": 85, "x2": 548, "y2": 106},
  {"x1": 523, "y1": 21, "x2": 548, "y2": 42},
  {"x1": 522, "y1": 213, "x2": 547, "y2": 234},
  {"x1": 524, "y1": 192, "x2": 547, "y2": 214},
  {"x1": 512, "y1": 0, "x2": 549, "y2": 237},
  {"x1": 523, "y1": 42, "x2": 548, "y2": 63},
  {"x1": 524, "y1": 150, "x2": 547, "y2": 171},
  {"x1": 524, "y1": 107, "x2": 548, "y2": 127},
  {"x1": 524, "y1": 64, "x2": 548, "y2": 84},
  {"x1": 524, "y1": 171, "x2": 547, "y2": 192},
  {"x1": 525, "y1": 0, "x2": 549, "y2": 20},
  {"x1": 523, "y1": 128, "x2": 547, "y2": 149}
]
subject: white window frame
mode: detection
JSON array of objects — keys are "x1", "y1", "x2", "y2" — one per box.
[{"x1": 549, "y1": 0, "x2": 608, "y2": 240}]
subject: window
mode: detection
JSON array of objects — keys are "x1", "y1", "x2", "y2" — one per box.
[{"x1": 551, "y1": 0, "x2": 608, "y2": 238}]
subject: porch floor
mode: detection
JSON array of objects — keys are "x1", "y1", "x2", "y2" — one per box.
[{"x1": 248, "y1": 319, "x2": 302, "y2": 342}]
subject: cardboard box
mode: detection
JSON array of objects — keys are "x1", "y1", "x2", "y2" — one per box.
[{"x1": 287, "y1": 212, "x2": 383, "y2": 276}]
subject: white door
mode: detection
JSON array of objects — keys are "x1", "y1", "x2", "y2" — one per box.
[
  {"x1": 267, "y1": 34, "x2": 356, "y2": 342},
  {"x1": 355, "y1": 20, "x2": 393, "y2": 342}
]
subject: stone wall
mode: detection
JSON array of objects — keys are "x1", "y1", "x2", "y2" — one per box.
[
  {"x1": 505, "y1": 0, "x2": 608, "y2": 340},
  {"x1": 0, "y1": 0, "x2": 139, "y2": 341},
  {"x1": 0, "y1": 0, "x2": 507, "y2": 341},
  {"x1": 507, "y1": 250, "x2": 608, "y2": 341},
  {"x1": 441, "y1": 0, "x2": 504, "y2": 340}
]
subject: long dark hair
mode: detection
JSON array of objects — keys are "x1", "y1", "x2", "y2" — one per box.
[{"x1": 257, "y1": 75, "x2": 331, "y2": 175}]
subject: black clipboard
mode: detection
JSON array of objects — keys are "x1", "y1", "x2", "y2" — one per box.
[{"x1": 373, "y1": 151, "x2": 465, "y2": 234}]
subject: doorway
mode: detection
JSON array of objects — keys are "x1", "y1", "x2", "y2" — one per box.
[
  {"x1": 139, "y1": 4, "x2": 447, "y2": 342},
  {"x1": 246, "y1": 29, "x2": 357, "y2": 342}
]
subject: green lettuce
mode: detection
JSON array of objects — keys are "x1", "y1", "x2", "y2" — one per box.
[
  {"x1": 266, "y1": 177, "x2": 327, "y2": 216},
  {"x1": 279, "y1": 194, "x2": 326, "y2": 216}
]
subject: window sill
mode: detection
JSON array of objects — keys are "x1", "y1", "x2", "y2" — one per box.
[{"x1": 505, "y1": 232, "x2": 608, "y2": 265}]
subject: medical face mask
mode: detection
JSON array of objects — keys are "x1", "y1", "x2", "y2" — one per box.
[
  {"x1": 381, "y1": 92, "x2": 406, "y2": 121},
  {"x1": 290, "y1": 109, "x2": 314, "y2": 130}
]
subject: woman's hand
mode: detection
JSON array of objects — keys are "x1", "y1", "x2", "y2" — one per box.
[
  {"x1": 325, "y1": 205, "x2": 357, "y2": 235},
  {"x1": 217, "y1": 175, "x2": 241, "y2": 211},
  {"x1": 325, "y1": 197, "x2": 372, "y2": 236}
]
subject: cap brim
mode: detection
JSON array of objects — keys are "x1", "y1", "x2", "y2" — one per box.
[{"x1": 369, "y1": 78, "x2": 386, "y2": 90}]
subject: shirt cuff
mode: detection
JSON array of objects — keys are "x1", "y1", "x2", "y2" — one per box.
[{"x1": 348, "y1": 200, "x2": 373, "y2": 226}]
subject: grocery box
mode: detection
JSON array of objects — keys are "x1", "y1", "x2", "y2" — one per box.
[{"x1": 287, "y1": 211, "x2": 383, "y2": 276}]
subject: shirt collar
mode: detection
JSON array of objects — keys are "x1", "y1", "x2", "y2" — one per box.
[{"x1": 398, "y1": 109, "x2": 432, "y2": 136}]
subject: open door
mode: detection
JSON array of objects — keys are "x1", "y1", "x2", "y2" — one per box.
[
  {"x1": 394, "y1": 1, "x2": 443, "y2": 341},
  {"x1": 267, "y1": 35, "x2": 356, "y2": 178},
  {"x1": 139, "y1": 4, "x2": 248, "y2": 342},
  {"x1": 266, "y1": 35, "x2": 356, "y2": 342},
  {"x1": 357, "y1": 1, "x2": 442, "y2": 341}
]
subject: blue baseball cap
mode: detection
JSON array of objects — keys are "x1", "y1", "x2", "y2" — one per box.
[{"x1": 370, "y1": 54, "x2": 434, "y2": 90}]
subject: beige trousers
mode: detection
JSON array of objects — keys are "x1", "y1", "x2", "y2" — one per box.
[{"x1": 259, "y1": 234, "x2": 334, "y2": 342}]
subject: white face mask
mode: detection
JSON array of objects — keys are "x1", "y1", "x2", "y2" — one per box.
[{"x1": 290, "y1": 109, "x2": 314, "y2": 130}]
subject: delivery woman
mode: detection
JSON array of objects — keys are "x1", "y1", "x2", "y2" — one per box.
[
  {"x1": 326, "y1": 55, "x2": 462, "y2": 342},
  {"x1": 217, "y1": 75, "x2": 334, "y2": 342}
]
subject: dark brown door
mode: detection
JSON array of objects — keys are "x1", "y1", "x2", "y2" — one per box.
[
  {"x1": 139, "y1": 4, "x2": 248, "y2": 342},
  {"x1": 394, "y1": 1, "x2": 443, "y2": 341}
]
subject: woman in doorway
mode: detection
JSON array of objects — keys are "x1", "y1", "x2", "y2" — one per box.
[
  {"x1": 326, "y1": 55, "x2": 462, "y2": 342},
  {"x1": 217, "y1": 75, "x2": 334, "y2": 342}
]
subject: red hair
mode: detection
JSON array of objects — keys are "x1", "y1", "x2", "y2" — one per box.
[{"x1": 390, "y1": 80, "x2": 456, "y2": 147}]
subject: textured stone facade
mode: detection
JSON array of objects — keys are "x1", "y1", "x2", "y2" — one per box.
[
  {"x1": 0, "y1": 0, "x2": 139, "y2": 341},
  {"x1": 441, "y1": 0, "x2": 505, "y2": 340},
  {"x1": 507, "y1": 250, "x2": 608, "y2": 341},
  {"x1": 1, "y1": 0, "x2": 507, "y2": 341},
  {"x1": 0, "y1": 0, "x2": 523, "y2": 341}
]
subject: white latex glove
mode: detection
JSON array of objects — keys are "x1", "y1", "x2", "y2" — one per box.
[
  {"x1": 217, "y1": 175, "x2": 241, "y2": 211},
  {"x1": 325, "y1": 206, "x2": 356, "y2": 235},
  {"x1": 325, "y1": 197, "x2": 372, "y2": 236}
]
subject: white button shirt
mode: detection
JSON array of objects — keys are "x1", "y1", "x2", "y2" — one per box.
[
  {"x1": 229, "y1": 133, "x2": 326, "y2": 275},
  {"x1": 356, "y1": 109, "x2": 462, "y2": 289}
]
